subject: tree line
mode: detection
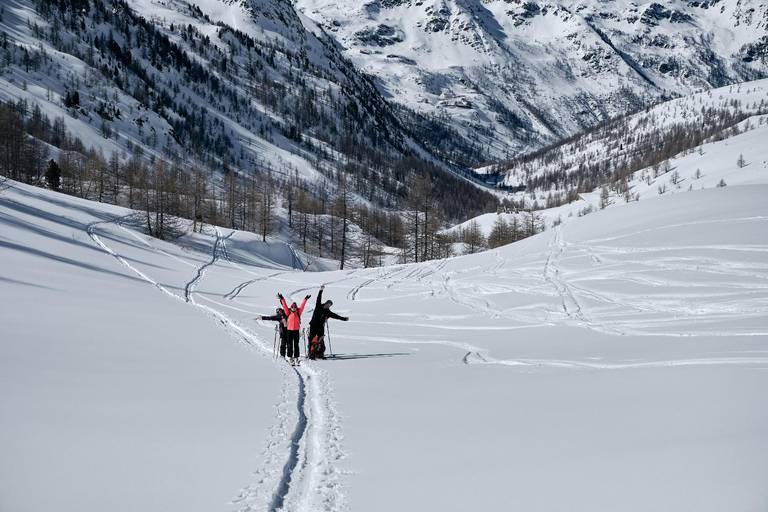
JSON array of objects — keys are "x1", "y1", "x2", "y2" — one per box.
[
  {"x1": 0, "y1": 96, "x2": 505, "y2": 267},
  {"x1": 496, "y1": 95, "x2": 768, "y2": 211}
]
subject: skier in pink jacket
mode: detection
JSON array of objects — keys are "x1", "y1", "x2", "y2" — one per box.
[{"x1": 278, "y1": 293, "x2": 309, "y2": 363}]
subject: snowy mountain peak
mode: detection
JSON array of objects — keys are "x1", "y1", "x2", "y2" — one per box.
[{"x1": 297, "y1": 0, "x2": 768, "y2": 157}]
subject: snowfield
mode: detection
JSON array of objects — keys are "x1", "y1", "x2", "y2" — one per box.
[{"x1": 1, "y1": 179, "x2": 768, "y2": 511}]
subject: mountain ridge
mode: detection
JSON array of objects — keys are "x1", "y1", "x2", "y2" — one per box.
[{"x1": 296, "y1": 0, "x2": 768, "y2": 157}]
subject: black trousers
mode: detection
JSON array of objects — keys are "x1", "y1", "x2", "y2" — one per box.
[
  {"x1": 308, "y1": 324, "x2": 323, "y2": 344},
  {"x1": 286, "y1": 330, "x2": 300, "y2": 358},
  {"x1": 278, "y1": 330, "x2": 287, "y2": 357}
]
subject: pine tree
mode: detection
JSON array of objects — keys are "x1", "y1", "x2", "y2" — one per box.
[
  {"x1": 599, "y1": 186, "x2": 610, "y2": 210},
  {"x1": 333, "y1": 169, "x2": 353, "y2": 270},
  {"x1": 257, "y1": 173, "x2": 275, "y2": 242},
  {"x1": 45, "y1": 159, "x2": 61, "y2": 191},
  {"x1": 462, "y1": 220, "x2": 486, "y2": 254},
  {"x1": 488, "y1": 216, "x2": 511, "y2": 249}
]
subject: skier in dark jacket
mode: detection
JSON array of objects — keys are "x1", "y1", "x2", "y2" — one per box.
[
  {"x1": 258, "y1": 307, "x2": 288, "y2": 357},
  {"x1": 307, "y1": 285, "x2": 348, "y2": 359}
]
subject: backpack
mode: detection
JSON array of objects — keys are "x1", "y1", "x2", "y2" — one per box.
[{"x1": 307, "y1": 335, "x2": 324, "y2": 360}]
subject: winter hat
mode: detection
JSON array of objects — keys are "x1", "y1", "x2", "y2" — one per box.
[
  {"x1": 323, "y1": 300, "x2": 333, "y2": 307},
  {"x1": 291, "y1": 302, "x2": 298, "y2": 308}
]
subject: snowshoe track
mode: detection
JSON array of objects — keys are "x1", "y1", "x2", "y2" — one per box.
[{"x1": 86, "y1": 218, "x2": 348, "y2": 512}]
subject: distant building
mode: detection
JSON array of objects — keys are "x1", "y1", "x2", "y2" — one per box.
[
  {"x1": 496, "y1": 205, "x2": 519, "y2": 214},
  {"x1": 437, "y1": 96, "x2": 472, "y2": 108},
  {"x1": 454, "y1": 97, "x2": 471, "y2": 108}
]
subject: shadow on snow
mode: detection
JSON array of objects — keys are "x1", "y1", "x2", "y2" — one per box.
[{"x1": 322, "y1": 352, "x2": 412, "y2": 361}]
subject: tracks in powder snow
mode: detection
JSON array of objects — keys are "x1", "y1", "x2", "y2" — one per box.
[
  {"x1": 86, "y1": 218, "x2": 347, "y2": 512},
  {"x1": 543, "y1": 225, "x2": 626, "y2": 335},
  {"x1": 184, "y1": 227, "x2": 233, "y2": 303},
  {"x1": 338, "y1": 226, "x2": 768, "y2": 371}
]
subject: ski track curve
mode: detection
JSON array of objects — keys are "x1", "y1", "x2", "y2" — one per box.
[
  {"x1": 342, "y1": 335, "x2": 768, "y2": 371},
  {"x1": 347, "y1": 278, "x2": 375, "y2": 301},
  {"x1": 544, "y1": 225, "x2": 628, "y2": 336},
  {"x1": 86, "y1": 216, "x2": 181, "y2": 301},
  {"x1": 183, "y1": 227, "x2": 233, "y2": 303},
  {"x1": 86, "y1": 217, "x2": 347, "y2": 512},
  {"x1": 224, "y1": 271, "x2": 290, "y2": 301},
  {"x1": 544, "y1": 231, "x2": 768, "y2": 334},
  {"x1": 347, "y1": 265, "x2": 409, "y2": 301}
]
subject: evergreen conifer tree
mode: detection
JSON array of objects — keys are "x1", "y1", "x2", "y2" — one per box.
[{"x1": 45, "y1": 159, "x2": 61, "y2": 191}]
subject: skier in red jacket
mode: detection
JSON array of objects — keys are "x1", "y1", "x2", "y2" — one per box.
[{"x1": 278, "y1": 293, "x2": 309, "y2": 364}]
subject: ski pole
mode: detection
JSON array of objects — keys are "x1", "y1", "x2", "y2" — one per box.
[
  {"x1": 273, "y1": 324, "x2": 278, "y2": 359},
  {"x1": 327, "y1": 323, "x2": 333, "y2": 358}
]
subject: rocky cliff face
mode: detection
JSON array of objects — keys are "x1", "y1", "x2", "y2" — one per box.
[{"x1": 294, "y1": 0, "x2": 768, "y2": 158}]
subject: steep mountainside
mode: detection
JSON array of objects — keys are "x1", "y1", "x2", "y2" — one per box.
[
  {"x1": 0, "y1": 0, "x2": 497, "y2": 220},
  {"x1": 295, "y1": 0, "x2": 768, "y2": 158},
  {"x1": 495, "y1": 79, "x2": 768, "y2": 205}
]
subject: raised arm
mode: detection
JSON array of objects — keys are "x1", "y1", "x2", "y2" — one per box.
[
  {"x1": 278, "y1": 293, "x2": 289, "y2": 315},
  {"x1": 298, "y1": 297, "x2": 308, "y2": 316}
]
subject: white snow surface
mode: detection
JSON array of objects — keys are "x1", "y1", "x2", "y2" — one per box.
[{"x1": 2, "y1": 176, "x2": 768, "y2": 511}]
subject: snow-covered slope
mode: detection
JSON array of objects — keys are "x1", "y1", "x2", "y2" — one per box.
[{"x1": 2, "y1": 166, "x2": 767, "y2": 510}]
